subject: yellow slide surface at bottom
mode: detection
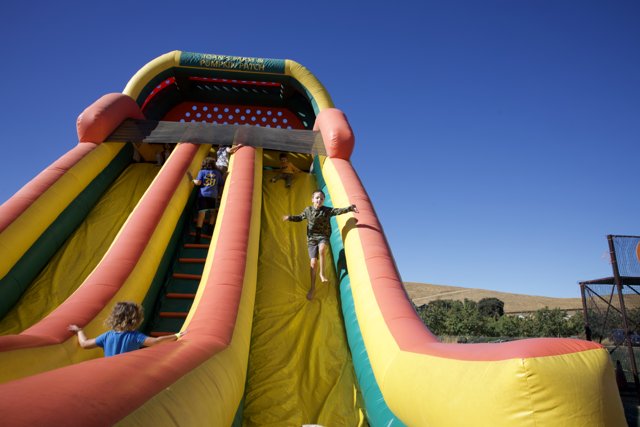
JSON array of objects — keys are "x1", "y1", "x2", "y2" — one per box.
[
  {"x1": 242, "y1": 169, "x2": 367, "y2": 427},
  {"x1": 0, "y1": 163, "x2": 159, "y2": 334}
]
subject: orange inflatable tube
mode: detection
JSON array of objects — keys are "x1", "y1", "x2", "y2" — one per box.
[{"x1": 0, "y1": 146, "x2": 258, "y2": 425}]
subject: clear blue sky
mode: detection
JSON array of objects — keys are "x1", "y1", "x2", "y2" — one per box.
[{"x1": 1, "y1": 1, "x2": 638, "y2": 298}]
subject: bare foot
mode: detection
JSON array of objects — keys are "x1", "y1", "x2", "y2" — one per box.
[
  {"x1": 306, "y1": 290, "x2": 314, "y2": 300},
  {"x1": 319, "y1": 275, "x2": 329, "y2": 283}
]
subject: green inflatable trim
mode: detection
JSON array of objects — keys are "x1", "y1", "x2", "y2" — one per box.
[
  {"x1": 0, "y1": 144, "x2": 133, "y2": 320},
  {"x1": 141, "y1": 190, "x2": 196, "y2": 332},
  {"x1": 180, "y1": 52, "x2": 286, "y2": 75},
  {"x1": 312, "y1": 156, "x2": 406, "y2": 427}
]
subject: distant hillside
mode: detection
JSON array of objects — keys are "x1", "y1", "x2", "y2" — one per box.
[{"x1": 403, "y1": 282, "x2": 583, "y2": 314}]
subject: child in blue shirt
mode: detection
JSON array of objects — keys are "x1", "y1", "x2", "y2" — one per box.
[
  {"x1": 192, "y1": 156, "x2": 224, "y2": 243},
  {"x1": 68, "y1": 301, "x2": 184, "y2": 357}
]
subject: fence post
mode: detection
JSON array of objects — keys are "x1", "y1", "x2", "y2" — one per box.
[
  {"x1": 579, "y1": 283, "x2": 592, "y2": 341},
  {"x1": 608, "y1": 234, "x2": 640, "y2": 400}
]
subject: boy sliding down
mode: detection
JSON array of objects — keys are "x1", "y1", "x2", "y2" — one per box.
[{"x1": 283, "y1": 190, "x2": 358, "y2": 300}]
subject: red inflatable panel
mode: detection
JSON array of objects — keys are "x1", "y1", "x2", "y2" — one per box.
[
  {"x1": 330, "y1": 157, "x2": 603, "y2": 360},
  {"x1": 314, "y1": 108, "x2": 355, "y2": 160},
  {"x1": 0, "y1": 143, "x2": 97, "y2": 233},
  {"x1": 77, "y1": 93, "x2": 145, "y2": 143}
]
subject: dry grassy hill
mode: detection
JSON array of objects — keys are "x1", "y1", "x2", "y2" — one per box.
[{"x1": 404, "y1": 282, "x2": 583, "y2": 314}]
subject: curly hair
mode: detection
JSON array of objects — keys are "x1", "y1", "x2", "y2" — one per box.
[
  {"x1": 201, "y1": 156, "x2": 216, "y2": 170},
  {"x1": 105, "y1": 302, "x2": 144, "y2": 332}
]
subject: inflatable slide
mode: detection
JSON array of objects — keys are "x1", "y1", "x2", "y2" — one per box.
[{"x1": 0, "y1": 51, "x2": 625, "y2": 426}]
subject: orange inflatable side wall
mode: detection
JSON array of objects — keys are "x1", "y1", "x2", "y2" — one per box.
[
  {"x1": 76, "y1": 93, "x2": 145, "y2": 143},
  {"x1": 184, "y1": 145, "x2": 257, "y2": 345},
  {"x1": 0, "y1": 146, "x2": 258, "y2": 425},
  {"x1": 314, "y1": 108, "x2": 354, "y2": 160},
  {"x1": 0, "y1": 143, "x2": 97, "y2": 232},
  {"x1": 0, "y1": 143, "x2": 199, "y2": 351},
  {"x1": 328, "y1": 157, "x2": 603, "y2": 361},
  {"x1": 316, "y1": 105, "x2": 603, "y2": 361}
]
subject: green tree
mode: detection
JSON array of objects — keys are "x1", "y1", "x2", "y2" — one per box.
[
  {"x1": 416, "y1": 299, "x2": 585, "y2": 339},
  {"x1": 566, "y1": 313, "x2": 585, "y2": 337},
  {"x1": 478, "y1": 297, "x2": 505, "y2": 319},
  {"x1": 530, "y1": 308, "x2": 571, "y2": 337},
  {"x1": 444, "y1": 299, "x2": 485, "y2": 336},
  {"x1": 418, "y1": 300, "x2": 454, "y2": 335},
  {"x1": 625, "y1": 307, "x2": 640, "y2": 331},
  {"x1": 489, "y1": 314, "x2": 525, "y2": 337}
]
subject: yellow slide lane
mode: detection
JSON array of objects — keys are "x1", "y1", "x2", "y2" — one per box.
[
  {"x1": 0, "y1": 163, "x2": 159, "y2": 334},
  {"x1": 242, "y1": 167, "x2": 366, "y2": 427}
]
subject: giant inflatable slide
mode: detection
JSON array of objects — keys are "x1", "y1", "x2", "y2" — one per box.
[{"x1": 0, "y1": 51, "x2": 625, "y2": 426}]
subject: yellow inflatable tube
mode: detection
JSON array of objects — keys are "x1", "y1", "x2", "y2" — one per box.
[
  {"x1": 0, "y1": 91, "x2": 146, "y2": 320},
  {"x1": 320, "y1": 155, "x2": 625, "y2": 426},
  {"x1": 123, "y1": 50, "x2": 333, "y2": 112},
  {"x1": 0, "y1": 143, "x2": 207, "y2": 382},
  {"x1": 120, "y1": 148, "x2": 263, "y2": 425},
  {"x1": 0, "y1": 146, "x2": 261, "y2": 427},
  {"x1": 0, "y1": 142, "x2": 123, "y2": 278}
]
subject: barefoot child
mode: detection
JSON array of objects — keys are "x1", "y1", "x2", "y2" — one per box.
[
  {"x1": 283, "y1": 190, "x2": 358, "y2": 300},
  {"x1": 68, "y1": 301, "x2": 185, "y2": 357}
]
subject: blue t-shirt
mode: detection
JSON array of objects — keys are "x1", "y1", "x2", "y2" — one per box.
[
  {"x1": 95, "y1": 330, "x2": 148, "y2": 357},
  {"x1": 196, "y1": 168, "x2": 223, "y2": 198}
]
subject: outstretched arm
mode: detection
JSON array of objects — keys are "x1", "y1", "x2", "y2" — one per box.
[
  {"x1": 142, "y1": 330, "x2": 187, "y2": 347},
  {"x1": 330, "y1": 204, "x2": 358, "y2": 216},
  {"x1": 229, "y1": 144, "x2": 244, "y2": 154},
  {"x1": 68, "y1": 325, "x2": 98, "y2": 349},
  {"x1": 284, "y1": 208, "x2": 307, "y2": 222},
  {"x1": 192, "y1": 170, "x2": 204, "y2": 186},
  {"x1": 284, "y1": 214, "x2": 306, "y2": 222}
]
